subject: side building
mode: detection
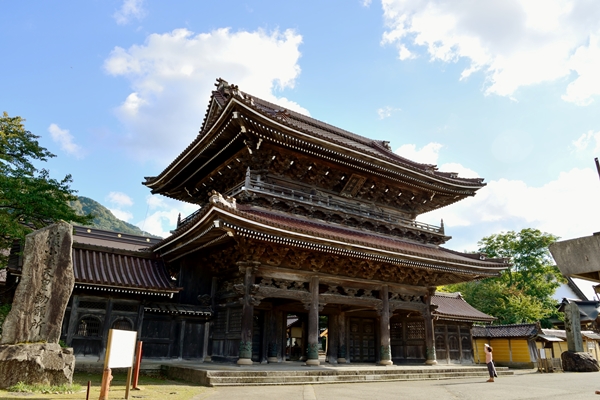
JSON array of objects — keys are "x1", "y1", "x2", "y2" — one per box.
[
  {"x1": 6, "y1": 225, "x2": 211, "y2": 360},
  {"x1": 143, "y1": 79, "x2": 507, "y2": 365}
]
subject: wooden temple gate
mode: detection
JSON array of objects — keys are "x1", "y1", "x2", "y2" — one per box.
[{"x1": 144, "y1": 79, "x2": 508, "y2": 366}]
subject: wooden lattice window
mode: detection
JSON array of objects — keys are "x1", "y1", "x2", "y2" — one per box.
[
  {"x1": 112, "y1": 318, "x2": 133, "y2": 331},
  {"x1": 79, "y1": 301, "x2": 106, "y2": 310},
  {"x1": 112, "y1": 303, "x2": 138, "y2": 313},
  {"x1": 407, "y1": 321, "x2": 425, "y2": 340},
  {"x1": 77, "y1": 316, "x2": 101, "y2": 337}
]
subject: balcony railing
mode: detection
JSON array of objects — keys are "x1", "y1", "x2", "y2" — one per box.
[{"x1": 225, "y1": 176, "x2": 443, "y2": 235}]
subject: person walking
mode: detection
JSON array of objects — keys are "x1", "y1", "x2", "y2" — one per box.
[{"x1": 485, "y1": 344, "x2": 498, "y2": 382}]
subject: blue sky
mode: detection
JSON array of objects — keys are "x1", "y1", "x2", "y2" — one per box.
[{"x1": 3, "y1": 0, "x2": 600, "y2": 252}]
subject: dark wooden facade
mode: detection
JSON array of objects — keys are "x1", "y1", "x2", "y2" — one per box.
[
  {"x1": 142, "y1": 79, "x2": 507, "y2": 365},
  {"x1": 7, "y1": 226, "x2": 211, "y2": 360}
]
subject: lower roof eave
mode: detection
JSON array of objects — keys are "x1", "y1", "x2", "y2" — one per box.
[{"x1": 74, "y1": 283, "x2": 181, "y2": 297}]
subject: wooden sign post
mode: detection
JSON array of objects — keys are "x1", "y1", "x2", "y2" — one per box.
[{"x1": 99, "y1": 329, "x2": 138, "y2": 400}]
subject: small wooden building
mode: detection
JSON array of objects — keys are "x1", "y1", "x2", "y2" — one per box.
[
  {"x1": 538, "y1": 328, "x2": 600, "y2": 361},
  {"x1": 432, "y1": 292, "x2": 495, "y2": 364},
  {"x1": 472, "y1": 324, "x2": 538, "y2": 368}
]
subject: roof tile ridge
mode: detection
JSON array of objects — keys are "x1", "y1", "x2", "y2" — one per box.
[
  {"x1": 239, "y1": 91, "x2": 486, "y2": 188},
  {"x1": 240, "y1": 91, "x2": 376, "y2": 146},
  {"x1": 237, "y1": 207, "x2": 504, "y2": 269}
]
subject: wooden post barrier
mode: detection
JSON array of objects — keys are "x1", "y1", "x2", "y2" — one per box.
[{"x1": 132, "y1": 341, "x2": 143, "y2": 390}]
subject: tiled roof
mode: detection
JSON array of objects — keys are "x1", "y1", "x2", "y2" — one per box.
[
  {"x1": 558, "y1": 298, "x2": 600, "y2": 322},
  {"x1": 240, "y1": 207, "x2": 506, "y2": 270},
  {"x1": 245, "y1": 94, "x2": 483, "y2": 187},
  {"x1": 71, "y1": 244, "x2": 180, "y2": 294},
  {"x1": 471, "y1": 323, "x2": 538, "y2": 338},
  {"x1": 432, "y1": 292, "x2": 495, "y2": 323},
  {"x1": 146, "y1": 79, "x2": 485, "y2": 192},
  {"x1": 541, "y1": 329, "x2": 600, "y2": 341},
  {"x1": 8, "y1": 242, "x2": 180, "y2": 295},
  {"x1": 153, "y1": 200, "x2": 508, "y2": 275}
]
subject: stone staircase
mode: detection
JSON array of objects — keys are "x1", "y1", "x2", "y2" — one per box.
[{"x1": 162, "y1": 365, "x2": 514, "y2": 387}]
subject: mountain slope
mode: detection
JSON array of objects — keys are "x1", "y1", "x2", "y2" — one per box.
[{"x1": 71, "y1": 196, "x2": 161, "y2": 238}]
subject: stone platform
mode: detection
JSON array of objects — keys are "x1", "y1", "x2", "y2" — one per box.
[{"x1": 75, "y1": 357, "x2": 514, "y2": 387}]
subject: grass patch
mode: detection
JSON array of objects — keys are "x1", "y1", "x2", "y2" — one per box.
[
  {"x1": 0, "y1": 372, "x2": 207, "y2": 400},
  {"x1": 7, "y1": 381, "x2": 81, "y2": 394}
]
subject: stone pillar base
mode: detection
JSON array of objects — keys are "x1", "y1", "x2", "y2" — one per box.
[
  {"x1": 378, "y1": 360, "x2": 393, "y2": 366},
  {"x1": 203, "y1": 356, "x2": 212, "y2": 362},
  {"x1": 237, "y1": 358, "x2": 253, "y2": 365},
  {"x1": 267, "y1": 357, "x2": 279, "y2": 363},
  {"x1": 337, "y1": 358, "x2": 347, "y2": 364},
  {"x1": 425, "y1": 359, "x2": 438, "y2": 365},
  {"x1": 305, "y1": 359, "x2": 320, "y2": 366}
]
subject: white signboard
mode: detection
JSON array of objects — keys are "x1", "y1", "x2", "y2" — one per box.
[{"x1": 107, "y1": 329, "x2": 138, "y2": 368}]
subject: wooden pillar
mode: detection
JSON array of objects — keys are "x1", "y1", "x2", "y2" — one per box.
[
  {"x1": 424, "y1": 290, "x2": 437, "y2": 365},
  {"x1": 205, "y1": 276, "x2": 218, "y2": 362},
  {"x1": 565, "y1": 302, "x2": 584, "y2": 352},
  {"x1": 267, "y1": 310, "x2": 280, "y2": 363},
  {"x1": 135, "y1": 303, "x2": 144, "y2": 338},
  {"x1": 237, "y1": 265, "x2": 257, "y2": 365},
  {"x1": 338, "y1": 311, "x2": 347, "y2": 363},
  {"x1": 98, "y1": 299, "x2": 114, "y2": 361},
  {"x1": 178, "y1": 320, "x2": 186, "y2": 359},
  {"x1": 65, "y1": 295, "x2": 79, "y2": 346},
  {"x1": 379, "y1": 285, "x2": 393, "y2": 365},
  {"x1": 202, "y1": 321, "x2": 210, "y2": 362},
  {"x1": 306, "y1": 276, "x2": 320, "y2": 366},
  {"x1": 328, "y1": 312, "x2": 339, "y2": 364}
]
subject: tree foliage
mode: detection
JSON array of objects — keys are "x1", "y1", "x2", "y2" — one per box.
[
  {"x1": 442, "y1": 228, "x2": 565, "y2": 326},
  {"x1": 0, "y1": 112, "x2": 92, "y2": 266}
]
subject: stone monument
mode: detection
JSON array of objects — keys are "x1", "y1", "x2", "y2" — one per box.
[{"x1": 0, "y1": 221, "x2": 76, "y2": 389}]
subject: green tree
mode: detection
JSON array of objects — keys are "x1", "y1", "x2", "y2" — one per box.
[
  {"x1": 0, "y1": 112, "x2": 92, "y2": 266},
  {"x1": 442, "y1": 228, "x2": 565, "y2": 326}
]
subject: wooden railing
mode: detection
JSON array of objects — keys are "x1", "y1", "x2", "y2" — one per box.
[
  {"x1": 177, "y1": 176, "x2": 443, "y2": 235},
  {"x1": 227, "y1": 176, "x2": 443, "y2": 234}
]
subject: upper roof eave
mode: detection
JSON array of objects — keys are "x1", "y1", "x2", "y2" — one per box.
[{"x1": 144, "y1": 82, "x2": 486, "y2": 194}]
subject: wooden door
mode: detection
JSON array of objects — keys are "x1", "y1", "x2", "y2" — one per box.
[{"x1": 349, "y1": 318, "x2": 376, "y2": 362}]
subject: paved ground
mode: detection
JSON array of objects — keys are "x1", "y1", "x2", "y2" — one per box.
[{"x1": 192, "y1": 370, "x2": 600, "y2": 400}]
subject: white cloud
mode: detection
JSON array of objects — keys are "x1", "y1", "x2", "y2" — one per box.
[
  {"x1": 394, "y1": 142, "x2": 442, "y2": 164},
  {"x1": 48, "y1": 123, "x2": 83, "y2": 158},
  {"x1": 135, "y1": 195, "x2": 200, "y2": 238},
  {"x1": 421, "y1": 167, "x2": 600, "y2": 250},
  {"x1": 377, "y1": 106, "x2": 401, "y2": 119},
  {"x1": 113, "y1": 0, "x2": 147, "y2": 25},
  {"x1": 104, "y1": 27, "x2": 304, "y2": 165},
  {"x1": 362, "y1": 0, "x2": 373, "y2": 7},
  {"x1": 572, "y1": 130, "x2": 600, "y2": 153},
  {"x1": 381, "y1": 0, "x2": 600, "y2": 104},
  {"x1": 106, "y1": 191, "x2": 134, "y2": 207},
  {"x1": 109, "y1": 208, "x2": 133, "y2": 222}
]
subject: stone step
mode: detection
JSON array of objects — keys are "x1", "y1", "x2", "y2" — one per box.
[
  {"x1": 160, "y1": 365, "x2": 514, "y2": 387},
  {"x1": 207, "y1": 371, "x2": 514, "y2": 386},
  {"x1": 205, "y1": 366, "x2": 508, "y2": 377},
  {"x1": 205, "y1": 369, "x2": 514, "y2": 386}
]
